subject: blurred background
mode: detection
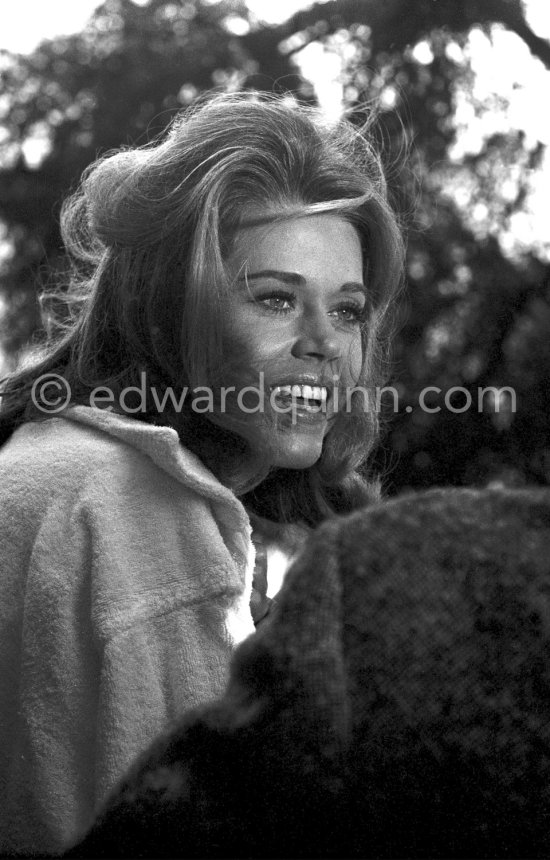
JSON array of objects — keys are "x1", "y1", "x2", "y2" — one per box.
[{"x1": 1, "y1": 0, "x2": 549, "y2": 494}]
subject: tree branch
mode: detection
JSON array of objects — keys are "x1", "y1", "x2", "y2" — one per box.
[{"x1": 242, "y1": 0, "x2": 550, "y2": 72}]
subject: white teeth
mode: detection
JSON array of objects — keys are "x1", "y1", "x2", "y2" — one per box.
[
  {"x1": 271, "y1": 385, "x2": 293, "y2": 398},
  {"x1": 271, "y1": 384, "x2": 328, "y2": 402}
]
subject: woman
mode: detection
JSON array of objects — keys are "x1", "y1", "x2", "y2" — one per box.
[{"x1": 0, "y1": 91, "x2": 404, "y2": 853}]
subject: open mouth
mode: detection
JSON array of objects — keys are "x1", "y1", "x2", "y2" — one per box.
[{"x1": 270, "y1": 384, "x2": 328, "y2": 411}]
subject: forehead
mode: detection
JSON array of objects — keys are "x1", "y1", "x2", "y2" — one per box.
[{"x1": 229, "y1": 213, "x2": 364, "y2": 281}]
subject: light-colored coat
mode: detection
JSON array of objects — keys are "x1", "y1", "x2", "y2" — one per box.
[{"x1": 0, "y1": 406, "x2": 255, "y2": 854}]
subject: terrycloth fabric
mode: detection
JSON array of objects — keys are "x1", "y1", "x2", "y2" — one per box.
[
  {"x1": 0, "y1": 406, "x2": 256, "y2": 855},
  {"x1": 71, "y1": 486, "x2": 550, "y2": 859}
]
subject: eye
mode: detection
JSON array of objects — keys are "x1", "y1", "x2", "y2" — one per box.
[
  {"x1": 254, "y1": 291, "x2": 296, "y2": 313},
  {"x1": 329, "y1": 302, "x2": 365, "y2": 325}
]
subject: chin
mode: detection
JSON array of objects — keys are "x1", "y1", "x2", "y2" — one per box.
[
  {"x1": 240, "y1": 416, "x2": 330, "y2": 471},
  {"x1": 264, "y1": 433, "x2": 325, "y2": 470}
]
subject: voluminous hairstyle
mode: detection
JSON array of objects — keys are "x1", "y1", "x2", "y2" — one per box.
[{"x1": 0, "y1": 91, "x2": 405, "y2": 525}]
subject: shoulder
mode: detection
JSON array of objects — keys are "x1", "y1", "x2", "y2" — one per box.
[
  {"x1": 0, "y1": 413, "x2": 253, "y2": 630},
  {"x1": 0, "y1": 414, "x2": 167, "y2": 500},
  {"x1": 0, "y1": 408, "x2": 253, "y2": 590}
]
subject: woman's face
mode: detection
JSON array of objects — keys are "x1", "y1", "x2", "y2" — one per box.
[{"x1": 218, "y1": 213, "x2": 366, "y2": 471}]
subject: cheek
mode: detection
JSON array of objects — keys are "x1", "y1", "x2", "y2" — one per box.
[
  {"x1": 222, "y1": 318, "x2": 289, "y2": 379},
  {"x1": 219, "y1": 330, "x2": 266, "y2": 388}
]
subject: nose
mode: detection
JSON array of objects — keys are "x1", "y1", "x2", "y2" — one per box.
[{"x1": 290, "y1": 310, "x2": 341, "y2": 362}]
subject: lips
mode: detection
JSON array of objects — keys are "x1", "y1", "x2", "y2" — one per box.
[
  {"x1": 267, "y1": 377, "x2": 340, "y2": 424},
  {"x1": 270, "y1": 384, "x2": 328, "y2": 406},
  {"x1": 270, "y1": 373, "x2": 338, "y2": 397}
]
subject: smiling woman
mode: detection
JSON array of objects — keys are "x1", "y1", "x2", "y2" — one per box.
[
  {"x1": 221, "y1": 214, "x2": 365, "y2": 471},
  {"x1": 0, "y1": 91, "x2": 404, "y2": 853}
]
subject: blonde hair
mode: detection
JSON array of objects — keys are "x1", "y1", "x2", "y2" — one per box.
[{"x1": 0, "y1": 91, "x2": 405, "y2": 523}]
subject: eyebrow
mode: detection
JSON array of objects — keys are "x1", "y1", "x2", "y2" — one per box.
[{"x1": 239, "y1": 269, "x2": 367, "y2": 295}]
